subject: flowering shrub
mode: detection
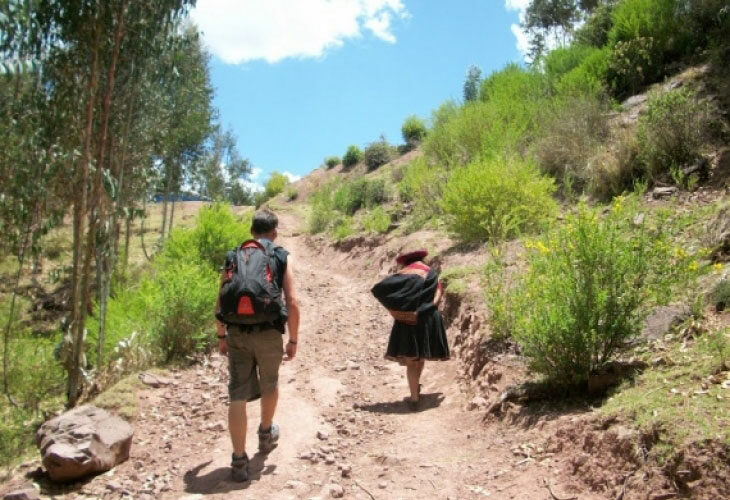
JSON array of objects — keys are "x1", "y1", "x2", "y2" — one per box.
[{"x1": 491, "y1": 198, "x2": 701, "y2": 385}]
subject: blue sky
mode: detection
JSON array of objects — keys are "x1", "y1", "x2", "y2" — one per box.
[{"x1": 191, "y1": 0, "x2": 530, "y2": 189}]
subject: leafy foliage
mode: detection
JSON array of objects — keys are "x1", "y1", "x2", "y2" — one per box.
[
  {"x1": 325, "y1": 156, "x2": 340, "y2": 169},
  {"x1": 532, "y1": 95, "x2": 610, "y2": 192},
  {"x1": 87, "y1": 204, "x2": 250, "y2": 366},
  {"x1": 363, "y1": 139, "x2": 393, "y2": 171},
  {"x1": 500, "y1": 201, "x2": 700, "y2": 385},
  {"x1": 362, "y1": 206, "x2": 392, "y2": 234},
  {"x1": 397, "y1": 156, "x2": 446, "y2": 222},
  {"x1": 440, "y1": 155, "x2": 557, "y2": 242},
  {"x1": 637, "y1": 88, "x2": 715, "y2": 182},
  {"x1": 342, "y1": 145, "x2": 362, "y2": 168},
  {"x1": 401, "y1": 115, "x2": 428, "y2": 148},
  {"x1": 264, "y1": 172, "x2": 289, "y2": 200},
  {"x1": 332, "y1": 178, "x2": 387, "y2": 216}
]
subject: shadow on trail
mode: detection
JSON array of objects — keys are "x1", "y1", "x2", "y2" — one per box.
[
  {"x1": 359, "y1": 391, "x2": 445, "y2": 414},
  {"x1": 183, "y1": 452, "x2": 277, "y2": 494}
]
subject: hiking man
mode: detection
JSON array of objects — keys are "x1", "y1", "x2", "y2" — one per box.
[{"x1": 215, "y1": 209, "x2": 300, "y2": 482}]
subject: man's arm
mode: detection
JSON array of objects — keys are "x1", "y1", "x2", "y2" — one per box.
[
  {"x1": 282, "y1": 257, "x2": 299, "y2": 361},
  {"x1": 216, "y1": 271, "x2": 228, "y2": 355}
]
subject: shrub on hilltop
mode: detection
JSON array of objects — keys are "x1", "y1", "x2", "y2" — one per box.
[
  {"x1": 325, "y1": 156, "x2": 340, "y2": 169},
  {"x1": 401, "y1": 115, "x2": 428, "y2": 149},
  {"x1": 363, "y1": 138, "x2": 393, "y2": 171},
  {"x1": 342, "y1": 145, "x2": 362, "y2": 168}
]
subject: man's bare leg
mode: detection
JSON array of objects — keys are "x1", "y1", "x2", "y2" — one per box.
[
  {"x1": 229, "y1": 401, "x2": 247, "y2": 456},
  {"x1": 260, "y1": 387, "x2": 278, "y2": 430}
]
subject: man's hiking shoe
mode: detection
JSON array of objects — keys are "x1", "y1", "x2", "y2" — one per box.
[
  {"x1": 231, "y1": 453, "x2": 249, "y2": 482},
  {"x1": 258, "y1": 423, "x2": 280, "y2": 453}
]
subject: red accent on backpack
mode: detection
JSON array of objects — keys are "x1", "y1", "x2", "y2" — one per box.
[{"x1": 237, "y1": 296, "x2": 255, "y2": 315}]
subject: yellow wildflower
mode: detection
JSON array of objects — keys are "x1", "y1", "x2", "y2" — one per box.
[
  {"x1": 713, "y1": 263, "x2": 723, "y2": 273},
  {"x1": 674, "y1": 247, "x2": 687, "y2": 259},
  {"x1": 536, "y1": 241, "x2": 550, "y2": 255},
  {"x1": 688, "y1": 261, "x2": 698, "y2": 272}
]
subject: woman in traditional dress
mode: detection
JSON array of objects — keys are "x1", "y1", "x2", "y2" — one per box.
[{"x1": 371, "y1": 250, "x2": 450, "y2": 410}]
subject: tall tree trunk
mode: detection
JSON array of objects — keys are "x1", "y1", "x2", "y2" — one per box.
[
  {"x1": 88, "y1": 0, "x2": 126, "y2": 381},
  {"x1": 68, "y1": 23, "x2": 101, "y2": 406},
  {"x1": 160, "y1": 162, "x2": 172, "y2": 243},
  {"x1": 140, "y1": 196, "x2": 151, "y2": 261},
  {"x1": 124, "y1": 211, "x2": 131, "y2": 269},
  {"x1": 168, "y1": 195, "x2": 176, "y2": 236},
  {"x1": 70, "y1": 0, "x2": 126, "y2": 406}
]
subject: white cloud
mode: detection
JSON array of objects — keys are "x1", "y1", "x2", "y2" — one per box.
[
  {"x1": 249, "y1": 167, "x2": 263, "y2": 180},
  {"x1": 504, "y1": 0, "x2": 530, "y2": 11},
  {"x1": 504, "y1": 0, "x2": 530, "y2": 60},
  {"x1": 504, "y1": 0, "x2": 562, "y2": 61},
  {"x1": 510, "y1": 23, "x2": 531, "y2": 58},
  {"x1": 239, "y1": 178, "x2": 264, "y2": 193},
  {"x1": 191, "y1": 0, "x2": 408, "y2": 64},
  {"x1": 282, "y1": 171, "x2": 302, "y2": 183}
]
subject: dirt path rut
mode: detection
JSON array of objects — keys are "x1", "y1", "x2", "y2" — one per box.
[{"x1": 60, "y1": 213, "x2": 605, "y2": 500}]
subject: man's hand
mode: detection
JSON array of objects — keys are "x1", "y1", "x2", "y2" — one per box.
[
  {"x1": 284, "y1": 340, "x2": 297, "y2": 361},
  {"x1": 218, "y1": 338, "x2": 228, "y2": 356}
]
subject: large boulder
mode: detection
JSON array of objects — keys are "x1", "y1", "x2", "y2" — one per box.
[{"x1": 36, "y1": 405, "x2": 133, "y2": 482}]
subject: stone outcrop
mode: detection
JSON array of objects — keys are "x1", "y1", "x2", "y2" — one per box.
[{"x1": 36, "y1": 405, "x2": 133, "y2": 482}]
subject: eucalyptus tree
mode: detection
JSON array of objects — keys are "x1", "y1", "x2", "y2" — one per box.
[
  {"x1": 1, "y1": 0, "x2": 217, "y2": 406},
  {"x1": 191, "y1": 126, "x2": 253, "y2": 202},
  {"x1": 0, "y1": 1, "x2": 68, "y2": 406},
  {"x1": 156, "y1": 25, "x2": 214, "y2": 243}
]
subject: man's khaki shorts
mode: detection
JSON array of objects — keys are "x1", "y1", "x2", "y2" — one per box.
[{"x1": 227, "y1": 325, "x2": 284, "y2": 402}]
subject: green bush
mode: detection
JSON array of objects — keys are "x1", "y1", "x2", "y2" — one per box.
[
  {"x1": 710, "y1": 278, "x2": 730, "y2": 312},
  {"x1": 285, "y1": 187, "x2": 298, "y2": 201},
  {"x1": 2, "y1": 333, "x2": 64, "y2": 413},
  {"x1": 543, "y1": 45, "x2": 599, "y2": 89},
  {"x1": 586, "y1": 129, "x2": 642, "y2": 200},
  {"x1": 363, "y1": 139, "x2": 393, "y2": 171},
  {"x1": 331, "y1": 216, "x2": 355, "y2": 241},
  {"x1": 555, "y1": 47, "x2": 609, "y2": 96},
  {"x1": 425, "y1": 65, "x2": 547, "y2": 168},
  {"x1": 152, "y1": 261, "x2": 218, "y2": 362},
  {"x1": 342, "y1": 145, "x2": 362, "y2": 168},
  {"x1": 0, "y1": 407, "x2": 38, "y2": 467},
  {"x1": 332, "y1": 178, "x2": 387, "y2": 215},
  {"x1": 637, "y1": 88, "x2": 713, "y2": 182},
  {"x1": 440, "y1": 155, "x2": 557, "y2": 242},
  {"x1": 574, "y1": 2, "x2": 615, "y2": 47},
  {"x1": 504, "y1": 201, "x2": 699, "y2": 385},
  {"x1": 532, "y1": 96, "x2": 610, "y2": 192},
  {"x1": 88, "y1": 204, "x2": 249, "y2": 368},
  {"x1": 162, "y1": 202, "x2": 251, "y2": 270},
  {"x1": 264, "y1": 171, "x2": 289, "y2": 199},
  {"x1": 606, "y1": 0, "x2": 689, "y2": 96},
  {"x1": 401, "y1": 115, "x2": 428, "y2": 148},
  {"x1": 325, "y1": 156, "x2": 340, "y2": 169},
  {"x1": 680, "y1": 0, "x2": 730, "y2": 58},
  {"x1": 0, "y1": 305, "x2": 64, "y2": 466},
  {"x1": 362, "y1": 206, "x2": 391, "y2": 234},
  {"x1": 308, "y1": 185, "x2": 337, "y2": 234},
  {"x1": 397, "y1": 156, "x2": 446, "y2": 217}
]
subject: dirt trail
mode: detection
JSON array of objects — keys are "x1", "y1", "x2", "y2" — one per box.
[{"x1": 38, "y1": 212, "x2": 606, "y2": 500}]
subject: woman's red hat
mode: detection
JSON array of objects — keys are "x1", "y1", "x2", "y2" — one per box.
[{"x1": 395, "y1": 249, "x2": 428, "y2": 266}]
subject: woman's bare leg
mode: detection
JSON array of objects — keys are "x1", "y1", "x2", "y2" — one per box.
[{"x1": 406, "y1": 359, "x2": 425, "y2": 402}]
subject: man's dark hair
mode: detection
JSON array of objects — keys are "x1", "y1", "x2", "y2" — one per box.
[{"x1": 251, "y1": 209, "x2": 278, "y2": 235}]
